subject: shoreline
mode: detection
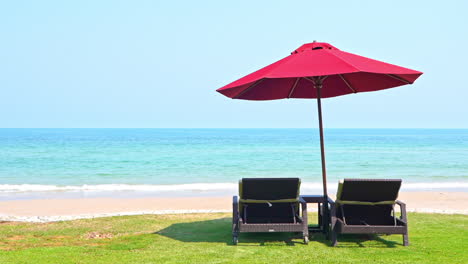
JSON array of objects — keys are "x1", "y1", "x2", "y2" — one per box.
[
  {"x1": 1, "y1": 181, "x2": 468, "y2": 201},
  {"x1": 0, "y1": 191, "x2": 467, "y2": 223}
]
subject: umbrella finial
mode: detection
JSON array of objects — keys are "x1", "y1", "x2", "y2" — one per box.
[{"x1": 313, "y1": 40, "x2": 317, "y2": 43}]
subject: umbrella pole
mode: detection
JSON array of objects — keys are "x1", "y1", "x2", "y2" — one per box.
[{"x1": 314, "y1": 77, "x2": 329, "y2": 236}]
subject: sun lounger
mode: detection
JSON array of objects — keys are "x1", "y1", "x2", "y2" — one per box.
[
  {"x1": 232, "y1": 178, "x2": 309, "y2": 245},
  {"x1": 329, "y1": 179, "x2": 409, "y2": 246}
]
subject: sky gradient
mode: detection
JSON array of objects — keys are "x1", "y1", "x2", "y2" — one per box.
[{"x1": 1, "y1": 1, "x2": 467, "y2": 128}]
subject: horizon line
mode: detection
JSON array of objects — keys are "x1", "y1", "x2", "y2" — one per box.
[{"x1": 1, "y1": 127, "x2": 467, "y2": 130}]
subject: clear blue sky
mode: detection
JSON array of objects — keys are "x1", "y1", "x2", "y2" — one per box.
[{"x1": 1, "y1": 1, "x2": 467, "y2": 128}]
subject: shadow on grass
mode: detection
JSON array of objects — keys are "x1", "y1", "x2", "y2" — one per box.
[
  {"x1": 155, "y1": 217, "x2": 400, "y2": 248},
  {"x1": 155, "y1": 217, "x2": 309, "y2": 246},
  {"x1": 334, "y1": 234, "x2": 400, "y2": 248}
]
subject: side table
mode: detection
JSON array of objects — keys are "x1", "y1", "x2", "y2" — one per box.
[{"x1": 300, "y1": 195, "x2": 329, "y2": 235}]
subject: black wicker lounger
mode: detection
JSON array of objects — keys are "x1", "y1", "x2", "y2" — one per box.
[
  {"x1": 232, "y1": 178, "x2": 309, "y2": 245},
  {"x1": 330, "y1": 179, "x2": 409, "y2": 246}
]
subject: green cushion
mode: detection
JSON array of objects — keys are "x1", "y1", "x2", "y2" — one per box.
[
  {"x1": 239, "y1": 198, "x2": 299, "y2": 203},
  {"x1": 335, "y1": 200, "x2": 396, "y2": 205}
]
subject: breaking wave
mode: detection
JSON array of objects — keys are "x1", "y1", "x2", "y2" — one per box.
[{"x1": 0, "y1": 182, "x2": 467, "y2": 193}]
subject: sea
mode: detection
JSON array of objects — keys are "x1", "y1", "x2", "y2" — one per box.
[{"x1": 0, "y1": 128, "x2": 467, "y2": 200}]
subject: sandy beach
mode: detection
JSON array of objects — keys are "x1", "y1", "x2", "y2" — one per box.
[{"x1": 0, "y1": 191, "x2": 466, "y2": 222}]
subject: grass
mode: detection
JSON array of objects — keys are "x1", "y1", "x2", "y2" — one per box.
[{"x1": 0, "y1": 213, "x2": 466, "y2": 264}]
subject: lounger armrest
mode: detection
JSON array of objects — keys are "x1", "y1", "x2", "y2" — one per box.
[
  {"x1": 299, "y1": 197, "x2": 307, "y2": 213},
  {"x1": 299, "y1": 197, "x2": 306, "y2": 204},
  {"x1": 395, "y1": 200, "x2": 406, "y2": 207},
  {"x1": 299, "y1": 197, "x2": 308, "y2": 224},
  {"x1": 232, "y1": 196, "x2": 239, "y2": 231},
  {"x1": 233, "y1": 196, "x2": 239, "y2": 212},
  {"x1": 326, "y1": 197, "x2": 335, "y2": 218},
  {"x1": 395, "y1": 200, "x2": 408, "y2": 224},
  {"x1": 329, "y1": 200, "x2": 337, "y2": 218}
]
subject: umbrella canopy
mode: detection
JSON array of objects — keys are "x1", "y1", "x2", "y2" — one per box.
[
  {"x1": 217, "y1": 42, "x2": 422, "y2": 100},
  {"x1": 216, "y1": 41, "x2": 422, "y2": 207}
]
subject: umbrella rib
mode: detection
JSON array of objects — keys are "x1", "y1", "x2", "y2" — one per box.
[
  {"x1": 386, "y1": 74, "x2": 411, "y2": 84},
  {"x1": 303, "y1": 76, "x2": 328, "y2": 85},
  {"x1": 319, "y1": 75, "x2": 329, "y2": 82},
  {"x1": 233, "y1": 79, "x2": 265, "y2": 99},
  {"x1": 303, "y1": 76, "x2": 317, "y2": 84},
  {"x1": 287, "y1": 77, "x2": 300, "y2": 98},
  {"x1": 339, "y1": 74, "x2": 357, "y2": 93}
]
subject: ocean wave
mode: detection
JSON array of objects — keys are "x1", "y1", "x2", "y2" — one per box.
[
  {"x1": 0, "y1": 183, "x2": 237, "y2": 193},
  {"x1": 0, "y1": 182, "x2": 467, "y2": 193},
  {"x1": 402, "y1": 182, "x2": 468, "y2": 190}
]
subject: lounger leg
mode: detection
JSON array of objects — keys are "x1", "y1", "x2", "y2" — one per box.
[
  {"x1": 233, "y1": 233, "x2": 239, "y2": 245},
  {"x1": 318, "y1": 203, "x2": 322, "y2": 228},
  {"x1": 232, "y1": 196, "x2": 240, "y2": 245},
  {"x1": 403, "y1": 233, "x2": 409, "y2": 246},
  {"x1": 303, "y1": 224, "x2": 309, "y2": 245},
  {"x1": 329, "y1": 202, "x2": 338, "y2": 246},
  {"x1": 300, "y1": 198, "x2": 309, "y2": 245},
  {"x1": 331, "y1": 231, "x2": 338, "y2": 247},
  {"x1": 397, "y1": 200, "x2": 409, "y2": 246},
  {"x1": 330, "y1": 220, "x2": 338, "y2": 247}
]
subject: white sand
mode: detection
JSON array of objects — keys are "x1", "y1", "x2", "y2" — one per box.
[{"x1": 0, "y1": 192, "x2": 466, "y2": 222}]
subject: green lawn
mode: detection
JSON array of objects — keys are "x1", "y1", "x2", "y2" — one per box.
[{"x1": 0, "y1": 213, "x2": 466, "y2": 264}]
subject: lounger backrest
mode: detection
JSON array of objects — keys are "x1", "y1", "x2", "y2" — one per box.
[
  {"x1": 337, "y1": 179, "x2": 401, "y2": 204},
  {"x1": 239, "y1": 178, "x2": 300, "y2": 202}
]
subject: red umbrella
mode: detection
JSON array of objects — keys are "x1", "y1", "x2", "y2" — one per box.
[{"x1": 216, "y1": 41, "x2": 422, "y2": 207}]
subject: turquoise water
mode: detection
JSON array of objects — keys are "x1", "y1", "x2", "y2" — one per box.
[{"x1": 0, "y1": 129, "x2": 467, "y2": 195}]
